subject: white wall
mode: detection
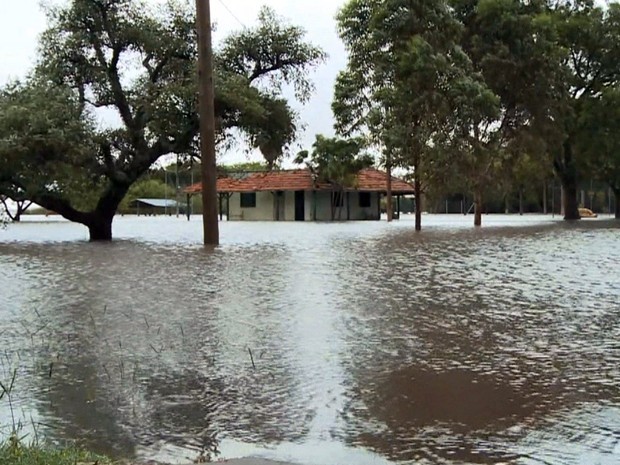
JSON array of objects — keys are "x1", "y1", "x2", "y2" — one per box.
[
  {"x1": 226, "y1": 191, "x2": 381, "y2": 221},
  {"x1": 228, "y1": 192, "x2": 274, "y2": 221},
  {"x1": 305, "y1": 191, "x2": 315, "y2": 221},
  {"x1": 312, "y1": 191, "x2": 380, "y2": 221},
  {"x1": 349, "y1": 192, "x2": 381, "y2": 220}
]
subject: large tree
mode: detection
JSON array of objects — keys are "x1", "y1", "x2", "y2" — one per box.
[
  {"x1": 0, "y1": 0, "x2": 324, "y2": 240},
  {"x1": 450, "y1": 0, "x2": 567, "y2": 225},
  {"x1": 546, "y1": 1, "x2": 620, "y2": 219},
  {"x1": 333, "y1": 0, "x2": 486, "y2": 230},
  {"x1": 577, "y1": 86, "x2": 620, "y2": 218}
]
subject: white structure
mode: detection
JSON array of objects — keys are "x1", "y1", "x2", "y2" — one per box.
[{"x1": 185, "y1": 168, "x2": 415, "y2": 222}]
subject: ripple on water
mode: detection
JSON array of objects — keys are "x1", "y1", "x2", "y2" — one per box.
[{"x1": 0, "y1": 215, "x2": 619, "y2": 465}]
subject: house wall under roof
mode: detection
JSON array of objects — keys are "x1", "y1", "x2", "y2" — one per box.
[
  {"x1": 228, "y1": 191, "x2": 274, "y2": 220},
  {"x1": 313, "y1": 191, "x2": 380, "y2": 221},
  {"x1": 226, "y1": 190, "x2": 381, "y2": 221}
]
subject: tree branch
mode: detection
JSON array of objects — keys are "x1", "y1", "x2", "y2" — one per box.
[
  {"x1": 30, "y1": 192, "x2": 91, "y2": 225},
  {"x1": 249, "y1": 57, "x2": 297, "y2": 82}
]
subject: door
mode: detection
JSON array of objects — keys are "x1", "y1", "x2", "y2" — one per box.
[
  {"x1": 295, "y1": 190, "x2": 305, "y2": 221},
  {"x1": 274, "y1": 191, "x2": 285, "y2": 220}
]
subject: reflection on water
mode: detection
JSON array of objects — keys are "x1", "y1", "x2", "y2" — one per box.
[{"x1": 0, "y1": 215, "x2": 619, "y2": 465}]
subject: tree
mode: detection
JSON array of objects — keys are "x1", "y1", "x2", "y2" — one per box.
[
  {"x1": 295, "y1": 135, "x2": 374, "y2": 220},
  {"x1": 545, "y1": 1, "x2": 620, "y2": 220},
  {"x1": 0, "y1": 196, "x2": 32, "y2": 222},
  {"x1": 0, "y1": 0, "x2": 324, "y2": 240},
  {"x1": 220, "y1": 161, "x2": 268, "y2": 173},
  {"x1": 577, "y1": 86, "x2": 620, "y2": 218},
  {"x1": 450, "y1": 0, "x2": 571, "y2": 225},
  {"x1": 217, "y1": 7, "x2": 327, "y2": 169},
  {"x1": 333, "y1": 0, "x2": 479, "y2": 230},
  {"x1": 0, "y1": 80, "x2": 98, "y2": 224}
]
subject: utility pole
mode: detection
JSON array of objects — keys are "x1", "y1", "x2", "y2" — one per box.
[
  {"x1": 175, "y1": 153, "x2": 180, "y2": 218},
  {"x1": 196, "y1": 0, "x2": 219, "y2": 245}
]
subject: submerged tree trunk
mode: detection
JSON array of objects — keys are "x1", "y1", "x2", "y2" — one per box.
[
  {"x1": 86, "y1": 212, "x2": 114, "y2": 241},
  {"x1": 561, "y1": 178, "x2": 580, "y2": 220},
  {"x1": 474, "y1": 189, "x2": 483, "y2": 227},
  {"x1": 414, "y1": 156, "x2": 422, "y2": 231},
  {"x1": 32, "y1": 182, "x2": 128, "y2": 241},
  {"x1": 614, "y1": 188, "x2": 620, "y2": 219},
  {"x1": 556, "y1": 140, "x2": 581, "y2": 221}
]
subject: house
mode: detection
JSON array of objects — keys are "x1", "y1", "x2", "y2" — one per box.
[{"x1": 184, "y1": 168, "x2": 415, "y2": 221}]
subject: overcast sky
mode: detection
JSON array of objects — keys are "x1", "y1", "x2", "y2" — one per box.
[{"x1": 0, "y1": 0, "x2": 349, "y2": 165}]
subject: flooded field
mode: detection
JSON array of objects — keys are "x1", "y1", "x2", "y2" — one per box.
[{"x1": 0, "y1": 214, "x2": 619, "y2": 464}]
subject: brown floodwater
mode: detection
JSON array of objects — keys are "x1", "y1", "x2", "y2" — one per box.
[{"x1": 0, "y1": 214, "x2": 619, "y2": 464}]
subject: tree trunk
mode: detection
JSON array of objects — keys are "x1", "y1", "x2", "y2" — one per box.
[
  {"x1": 414, "y1": 161, "x2": 422, "y2": 231},
  {"x1": 519, "y1": 188, "x2": 524, "y2": 216},
  {"x1": 32, "y1": 182, "x2": 128, "y2": 241},
  {"x1": 555, "y1": 139, "x2": 581, "y2": 220},
  {"x1": 86, "y1": 212, "x2": 114, "y2": 241},
  {"x1": 543, "y1": 182, "x2": 548, "y2": 215},
  {"x1": 562, "y1": 179, "x2": 580, "y2": 220},
  {"x1": 386, "y1": 161, "x2": 393, "y2": 222},
  {"x1": 474, "y1": 189, "x2": 483, "y2": 227},
  {"x1": 614, "y1": 188, "x2": 620, "y2": 219}
]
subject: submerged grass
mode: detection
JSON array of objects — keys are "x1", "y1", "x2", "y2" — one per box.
[{"x1": 0, "y1": 439, "x2": 111, "y2": 465}]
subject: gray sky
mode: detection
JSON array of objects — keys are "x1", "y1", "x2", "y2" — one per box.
[{"x1": 0, "y1": 0, "x2": 348, "y2": 165}]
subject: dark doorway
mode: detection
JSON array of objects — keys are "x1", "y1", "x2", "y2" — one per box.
[{"x1": 295, "y1": 190, "x2": 305, "y2": 221}]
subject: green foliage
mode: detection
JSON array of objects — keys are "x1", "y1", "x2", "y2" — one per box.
[
  {"x1": 0, "y1": 0, "x2": 324, "y2": 238},
  {"x1": 126, "y1": 178, "x2": 170, "y2": 200},
  {"x1": 0, "y1": 440, "x2": 109, "y2": 465},
  {"x1": 295, "y1": 135, "x2": 374, "y2": 188},
  {"x1": 219, "y1": 6, "x2": 327, "y2": 102},
  {"x1": 334, "y1": 0, "x2": 500, "y2": 227},
  {"x1": 296, "y1": 134, "x2": 374, "y2": 220},
  {"x1": 0, "y1": 80, "x2": 100, "y2": 209},
  {"x1": 219, "y1": 161, "x2": 269, "y2": 173},
  {"x1": 216, "y1": 6, "x2": 326, "y2": 167},
  {"x1": 577, "y1": 86, "x2": 620, "y2": 192}
]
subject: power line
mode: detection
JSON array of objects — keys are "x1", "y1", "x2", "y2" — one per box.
[{"x1": 216, "y1": 0, "x2": 246, "y2": 28}]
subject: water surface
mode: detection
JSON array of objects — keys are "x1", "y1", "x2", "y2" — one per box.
[{"x1": 0, "y1": 214, "x2": 619, "y2": 464}]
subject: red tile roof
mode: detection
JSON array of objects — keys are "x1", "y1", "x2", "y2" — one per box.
[{"x1": 184, "y1": 168, "x2": 415, "y2": 194}]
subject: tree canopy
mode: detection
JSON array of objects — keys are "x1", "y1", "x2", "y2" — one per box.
[
  {"x1": 334, "y1": 0, "x2": 500, "y2": 229},
  {"x1": 296, "y1": 135, "x2": 374, "y2": 220},
  {"x1": 333, "y1": 0, "x2": 620, "y2": 224},
  {"x1": 0, "y1": 0, "x2": 325, "y2": 239}
]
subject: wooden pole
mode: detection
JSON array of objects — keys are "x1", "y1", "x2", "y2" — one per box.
[
  {"x1": 386, "y1": 159, "x2": 393, "y2": 222},
  {"x1": 196, "y1": 0, "x2": 219, "y2": 245},
  {"x1": 346, "y1": 192, "x2": 350, "y2": 220}
]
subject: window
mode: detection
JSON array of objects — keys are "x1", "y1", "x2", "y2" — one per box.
[
  {"x1": 359, "y1": 192, "x2": 371, "y2": 208},
  {"x1": 331, "y1": 191, "x2": 344, "y2": 207},
  {"x1": 240, "y1": 193, "x2": 256, "y2": 208}
]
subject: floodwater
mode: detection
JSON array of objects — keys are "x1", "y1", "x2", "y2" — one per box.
[{"x1": 0, "y1": 214, "x2": 619, "y2": 465}]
